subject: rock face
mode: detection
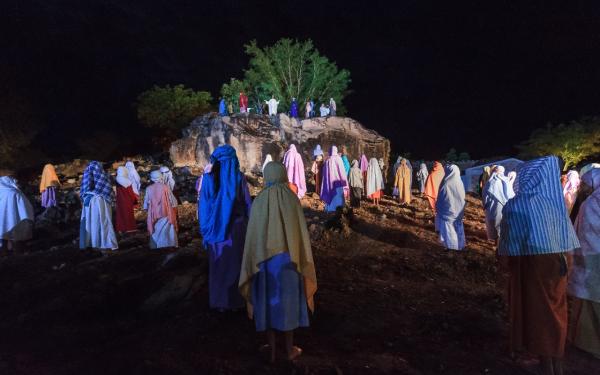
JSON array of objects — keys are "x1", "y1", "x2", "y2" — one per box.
[{"x1": 170, "y1": 113, "x2": 390, "y2": 175}]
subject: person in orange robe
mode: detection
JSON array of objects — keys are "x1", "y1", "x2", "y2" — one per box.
[
  {"x1": 115, "y1": 166, "x2": 138, "y2": 233},
  {"x1": 424, "y1": 161, "x2": 445, "y2": 214}
]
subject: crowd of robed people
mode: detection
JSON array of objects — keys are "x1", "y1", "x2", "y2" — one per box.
[
  {"x1": 218, "y1": 92, "x2": 337, "y2": 119},
  {"x1": 1, "y1": 147, "x2": 600, "y2": 369}
]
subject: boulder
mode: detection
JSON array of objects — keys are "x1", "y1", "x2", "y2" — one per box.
[{"x1": 170, "y1": 113, "x2": 390, "y2": 176}]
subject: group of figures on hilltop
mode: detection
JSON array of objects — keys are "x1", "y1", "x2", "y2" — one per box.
[
  {"x1": 218, "y1": 93, "x2": 337, "y2": 119},
  {"x1": 1, "y1": 149, "x2": 600, "y2": 370}
]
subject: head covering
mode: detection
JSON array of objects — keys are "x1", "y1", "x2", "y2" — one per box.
[
  {"x1": 417, "y1": 163, "x2": 429, "y2": 180},
  {"x1": 435, "y1": 165, "x2": 466, "y2": 221},
  {"x1": 313, "y1": 145, "x2": 323, "y2": 157},
  {"x1": 125, "y1": 161, "x2": 141, "y2": 195},
  {"x1": 145, "y1": 182, "x2": 178, "y2": 235},
  {"x1": 0, "y1": 176, "x2": 34, "y2": 245},
  {"x1": 483, "y1": 166, "x2": 514, "y2": 208},
  {"x1": 367, "y1": 158, "x2": 384, "y2": 196},
  {"x1": 150, "y1": 170, "x2": 163, "y2": 183},
  {"x1": 39, "y1": 164, "x2": 60, "y2": 193},
  {"x1": 0, "y1": 176, "x2": 19, "y2": 190},
  {"x1": 160, "y1": 166, "x2": 175, "y2": 191},
  {"x1": 320, "y1": 146, "x2": 349, "y2": 204},
  {"x1": 580, "y1": 163, "x2": 600, "y2": 177},
  {"x1": 360, "y1": 154, "x2": 369, "y2": 172},
  {"x1": 80, "y1": 161, "x2": 113, "y2": 203},
  {"x1": 424, "y1": 162, "x2": 445, "y2": 201},
  {"x1": 563, "y1": 170, "x2": 580, "y2": 197},
  {"x1": 239, "y1": 161, "x2": 317, "y2": 315},
  {"x1": 116, "y1": 166, "x2": 132, "y2": 188},
  {"x1": 283, "y1": 144, "x2": 307, "y2": 198},
  {"x1": 507, "y1": 171, "x2": 517, "y2": 187},
  {"x1": 262, "y1": 154, "x2": 273, "y2": 174},
  {"x1": 199, "y1": 145, "x2": 243, "y2": 244},
  {"x1": 348, "y1": 160, "x2": 363, "y2": 189},
  {"x1": 572, "y1": 169, "x2": 600, "y2": 257},
  {"x1": 498, "y1": 156, "x2": 580, "y2": 256}
]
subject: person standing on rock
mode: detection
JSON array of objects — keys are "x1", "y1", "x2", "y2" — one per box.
[
  {"x1": 144, "y1": 170, "x2": 178, "y2": 249},
  {"x1": 199, "y1": 145, "x2": 251, "y2": 311},
  {"x1": 290, "y1": 98, "x2": 299, "y2": 118},
  {"x1": 283, "y1": 144, "x2": 307, "y2": 199},
  {"x1": 319, "y1": 103, "x2": 329, "y2": 117},
  {"x1": 435, "y1": 164, "x2": 466, "y2": 251},
  {"x1": 360, "y1": 154, "x2": 369, "y2": 196},
  {"x1": 367, "y1": 158, "x2": 384, "y2": 206},
  {"x1": 305, "y1": 99, "x2": 311, "y2": 119},
  {"x1": 394, "y1": 159, "x2": 412, "y2": 205},
  {"x1": 424, "y1": 161, "x2": 445, "y2": 214},
  {"x1": 320, "y1": 146, "x2": 349, "y2": 212},
  {"x1": 79, "y1": 161, "x2": 118, "y2": 251},
  {"x1": 219, "y1": 98, "x2": 228, "y2": 116},
  {"x1": 115, "y1": 166, "x2": 139, "y2": 234},
  {"x1": 416, "y1": 163, "x2": 428, "y2": 194},
  {"x1": 40, "y1": 163, "x2": 60, "y2": 208},
  {"x1": 498, "y1": 156, "x2": 579, "y2": 375},
  {"x1": 348, "y1": 160, "x2": 363, "y2": 208},
  {"x1": 482, "y1": 166, "x2": 514, "y2": 243},
  {"x1": 0, "y1": 175, "x2": 34, "y2": 253},
  {"x1": 239, "y1": 92, "x2": 249, "y2": 113},
  {"x1": 239, "y1": 161, "x2": 317, "y2": 362},
  {"x1": 329, "y1": 98, "x2": 337, "y2": 116},
  {"x1": 125, "y1": 161, "x2": 141, "y2": 196},
  {"x1": 265, "y1": 96, "x2": 279, "y2": 116}
]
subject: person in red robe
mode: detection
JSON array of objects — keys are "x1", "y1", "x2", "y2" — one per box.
[
  {"x1": 239, "y1": 92, "x2": 249, "y2": 113},
  {"x1": 115, "y1": 166, "x2": 138, "y2": 233}
]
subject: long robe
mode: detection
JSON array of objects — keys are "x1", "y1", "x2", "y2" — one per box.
[
  {"x1": 311, "y1": 159, "x2": 323, "y2": 195},
  {"x1": 435, "y1": 165, "x2": 466, "y2": 250},
  {"x1": 115, "y1": 185, "x2": 138, "y2": 232},
  {"x1": 416, "y1": 163, "x2": 428, "y2": 193},
  {"x1": 394, "y1": 160, "x2": 412, "y2": 204},
  {"x1": 348, "y1": 160, "x2": 363, "y2": 207},
  {"x1": 144, "y1": 182, "x2": 178, "y2": 249},
  {"x1": 40, "y1": 164, "x2": 60, "y2": 208},
  {"x1": 219, "y1": 99, "x2": 228, "y2": 116},
  {"x1": 482, "y1": 171, "x2": 514, "y2": 240},
  {"x1": 239, "y1": 93, "x2": 248, "y2": 113},
  {"x1": 320, "y1": 146, "x2": 349, "y2": 212},
  {"x1": 80, "y1": 194, "x2": 118, "y2": 250},
  {"x1": 563, "y1": 170, "x2": 580, "y2": 215},
  {"x1": 290, "y1": 100, "x2": 299, "y2": 118},
  {"x1": 0, "y1": 177, "x2": 34, "y2": 247},
  {"x1": 498, "y1": 156, "x2": 580, "y2": 359},
  {"x1": 266, "y1": 98, "x2": 279, "y2": 116},
  {"x1": 424, "y1": 162, "x2": 445, "y2": 213},
  {"x1": 283, "y1": 145, "x2": 307, "y2": 199},
  {"x1": 367, "y1": 158, "x2": 384, "y2": 199},
  {"x1": 360, "y1": 155, "x2": 369, "y2": 194}
]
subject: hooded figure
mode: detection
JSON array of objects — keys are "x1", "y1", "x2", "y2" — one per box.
[
  {"x1": 239, "y1": 92, "x2": 249, "y2": 113},
  {"x1": 305, "y1": 100, "x2": 311, "y2": 118},
  {"x1": 394, "y1": 159, "x2": 412, "y2": 205},
  {"x1": 125, "y1": 161, "x2": 141, "y2": 196},
  {"x1": 159, "y1": 166, "x2": 176, "y2": 191},
  {"x1": 115, "y1": 166, "x2": 138, "y2": 233},
  {"x1": 320, "y1": 146, "x2": 349, "y2": 212},
  {"x1": 563, "y1": 170, "x2": 580, "y2": 215},
  {"x1": 40, "y1": 164, "x2": 60, "y2": 208},
  {"x1": 580, "y1": 163, "x2": 600, "y2": 178},
  {"x1": 219, "y1": 98, "x2": 228, "y2": 116},
  {"x1": 319, "y1": 103, "x2": 329, "y2": 117},
  {"x1": 568, "y1": 169, "x2": 600, "y2": 359},
  {"x1": 498, "y1": 156, "x2": 580, "y2": 367},
  {"x1": 79, "y1": 161, "x2": 118, "y2": 250},
  {"x1": 0, "y1": 176, "x2": 34, "y2": 250},
  {"x1": 392, "y1": 156, "x2": 412, "y2": 191},
  {"x1": 482, "y1": 166, "x2": 514, "y2": 241},
  {"x1": 348, "y1": 160, "x2": 364, "y2": 207},
  {"x1": 367, "y1": 158, "x2": 384, "y2": 205},
  {"x1": 435, "y1": 165, "x2": 466, "y2": 250},
  {"x1": 416, "y1": 163, "x2": 428, "y2": 194},
  {"x1": 360, "y1": 154, "x2": 369, "y2": 195},
  {"x1": 199, "y1": 145, "x2": 251, "y2": 310},
  {"x1": 311, "y1": 154, "x2": 324, "y2": 196},
  {"x1": 266, "y1": 97, "x2": 279, "y2": 116},
  {"x1": 313, "y1": 145, "x2": 323, "y2": 158},
  {"x1": 283, "y1": 144, "x2": 307, "y2": 199},
  {"x1": 424, "y1": 162, "x2": 445, "y2": 214},
  {"x1": 329, "y1": 98, "x2": 337, "y2": 116},
  {"x1": 144, "y1": 170, "x2": 178, "y2": 248},
  {"x1": 340, "y1": 146, "x2": 351, "y2": 176},
  {"x1": 239, "y1": 161, "x2": 316, "y2": 361},
  {"x1": 290, "y1": 98, "x2": 299, "y2": 118},
  {"x1": 262, "y1": 154, "x2": 273, "y2": 174}
]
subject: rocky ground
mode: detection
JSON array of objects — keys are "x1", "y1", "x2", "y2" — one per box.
[{"x1": 0, "y1": 162, "x2": 599, "y2": 374}]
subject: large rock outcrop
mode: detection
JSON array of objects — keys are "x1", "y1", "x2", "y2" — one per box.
[{"x1": 170, "y1": 113, "x2": 390, "y2": 175}]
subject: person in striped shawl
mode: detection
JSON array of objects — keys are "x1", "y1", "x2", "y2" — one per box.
[
  {"x1": 498, "y1": 156, "x2": 579, "y2": 375},
  {"x1": 79, "y1": 161, "x2": 118, "y2": 251}
]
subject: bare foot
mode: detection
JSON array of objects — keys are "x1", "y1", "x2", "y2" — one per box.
[{"x1": 287, "y1": 346, "x2": 302, "y2": 361}]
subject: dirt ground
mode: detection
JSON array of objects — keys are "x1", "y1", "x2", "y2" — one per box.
[{"x1": 0, "y1": 191, "x2": 599, "y2": 374}]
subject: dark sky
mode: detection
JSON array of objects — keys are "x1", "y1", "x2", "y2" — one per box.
[{"x1": 3, "y1": 1, "x2": 600, "y2": 160}]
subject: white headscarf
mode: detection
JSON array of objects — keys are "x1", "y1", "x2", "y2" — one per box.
[
  {"x1": 159, "y1": 166, "x2": 175, "y2": 191},
  {"x1": 262, "y1": 154, "x2": 273, "y2": 174},
  {"x1": 125, "y1": 161, "x2": 141, "y2": 195},
  {"x1": 116, "y1": 166, "x2": 132, "y2": 188},
  {"x1": 367, "y1": 158, "x2": 384, "y2": 196},
  {"x1": 150, "y1": 170, "x2": 163, "y2": 183}
]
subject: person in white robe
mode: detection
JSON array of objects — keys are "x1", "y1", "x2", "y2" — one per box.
[
  {"x1": 79, "y1": 161, "x2": 118, "y2": 251},
  {"x1": 265, "y1": 96, "x2": 280, "y2": 116},
  {"x1": 144, "y1": 170, "x2": 179, "y2": 249},
  {"x1": 0, "y1": 176, "x2": 34, "y2": 251},
  {"x1": 435, "y1": 164, "x2": 466, "y2": 250},
  {"x1": 482, "y1": 166, "x2": 515, "y2": 242},
  {"x1": 125, "y1": 161, "x2": 142, "y2": 196}
]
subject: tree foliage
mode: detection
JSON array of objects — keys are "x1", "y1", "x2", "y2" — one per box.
[
  {"x1": 518, "y1": 118, "x2": 600, "y2": 170},
  {"x1": 137, "y1": 84, "x2": 212, "y2": 133},
  {"x1": 221, "y1": 39, "x2": 351, "y2": 114}
]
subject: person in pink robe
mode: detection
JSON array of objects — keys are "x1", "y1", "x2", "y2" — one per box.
[
  {"x1": 144, "y1": 170, "x2": 178, "y2": 249},
  {"x1": 283, "y1": 144, "x2": 307, "y2": 199}
]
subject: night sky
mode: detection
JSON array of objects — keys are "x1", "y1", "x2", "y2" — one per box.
[{"x1": 4, "y1": 1, "x2": 600, "y2": 161}]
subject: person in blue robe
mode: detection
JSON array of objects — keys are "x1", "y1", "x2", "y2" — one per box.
[
  {"x1": 290, "y1": 98, "x2": 299, "y2": 118},
  {"x1": 218, "y1": 98, "x2": 228, "y2": 116}
]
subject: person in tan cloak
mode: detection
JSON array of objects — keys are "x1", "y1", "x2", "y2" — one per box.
[{"x1": 394, "y1": 158, "x2": 412, "y2": 205}]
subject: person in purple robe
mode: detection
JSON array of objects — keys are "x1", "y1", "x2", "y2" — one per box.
[
  {"x1": 283, "y1": 144, "x2": 307, "y2": 199},
  {"x1": 199, "y1": 145, "x2": 251, "y2": 311},
  {"x1": 290, "y1": 98, "x2": 299, "y2": 118},
  {"x1": 40, "y1": 164, "x2": 60, "y2": 208},
  {"x1": 320, "y1": 146, "x2": 349, "y2": 212}
]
